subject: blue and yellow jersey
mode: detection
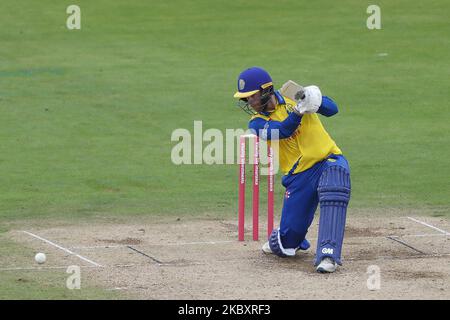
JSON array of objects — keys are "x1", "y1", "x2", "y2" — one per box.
[{"x1": 249, "y1": 92, "x2": 342, "y2": 175}]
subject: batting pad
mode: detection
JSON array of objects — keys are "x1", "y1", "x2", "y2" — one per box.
[{"x1": 315, "y1": 166, "x2": 351, "y2": 265}]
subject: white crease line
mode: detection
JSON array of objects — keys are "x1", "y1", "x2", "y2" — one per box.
[
  {"x1": 389, "y1": 233, "x2": 447, "y2": 238},
  {"x1": 407, "y1": 217, "x2": 450, "y2": 236},
  {"x1": 163, "y1": 240, "x2": 234, "y2": 246},
  {"x1": 112, "y1": 264, "x2": 136, "y2": 268},
  {"x1": 22, "y1": 231, "x2": 103, "y2": 267},
  {"x1": 71, "y1": 240, "x2": 234, "y2": 249},
  {"x1": 0, "y1": 264, "x2": 141, "y2": 271},
  {"x1": 345, "y1": 252, "x2": 450, "y2": 262},
  {"x1": 0, "y1": 265, "x2": 101, "y2": 271},
  {"x1": 71, "y1": 245, "x2": 125, "y2": 249}
]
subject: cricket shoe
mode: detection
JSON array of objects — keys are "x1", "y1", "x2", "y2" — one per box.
[
  {"x1": 262, "y1": 241, "x2": 272, "y2": 254},
  {"x1": 316, "y1": 257, "x2": 337, "y2": 273},
  {"x1": 262, "y1": 239, "x2": 310, "y2": 254}
]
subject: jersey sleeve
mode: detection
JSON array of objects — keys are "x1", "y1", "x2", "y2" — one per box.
[
  {"x1": 248, "y1": 112, "x2": 303, "y2": 140},
  {"x1": 317, "y1": 96, "x2": 339, "y2": 117}
]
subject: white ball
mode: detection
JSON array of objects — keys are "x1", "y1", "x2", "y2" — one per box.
[{"x1": 35, "y1": 252, "x2": 46, "y2": 264}]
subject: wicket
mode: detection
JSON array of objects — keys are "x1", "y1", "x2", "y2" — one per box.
[{"x1": 238, "y1": 134, "x2": 274, "y2": 241}]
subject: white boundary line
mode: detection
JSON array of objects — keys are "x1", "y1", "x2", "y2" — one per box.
[
  {"x1": 407, "y1": 217, "x2": 450, "y2": 236},
  {"x1": 22, "y1": 231, "x2": 103, "y2": 267}
]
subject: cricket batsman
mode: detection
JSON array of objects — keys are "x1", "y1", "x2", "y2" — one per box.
[{"x1": 233, "y1": 66, "x2": 351, "y2": 273}]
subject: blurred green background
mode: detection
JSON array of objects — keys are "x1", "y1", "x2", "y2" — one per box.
[{"x1": 1, "y1": 0, "x2": 449, "y2": 222}]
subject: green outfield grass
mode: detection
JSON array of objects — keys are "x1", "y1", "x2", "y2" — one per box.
[{"x1": 1, "y1": 0, "x2": 449, "y2": 223}]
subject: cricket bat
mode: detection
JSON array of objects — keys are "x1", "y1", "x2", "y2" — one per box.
[{"x1": 279, "y1": 80, "x2": 305, "y2": 102}]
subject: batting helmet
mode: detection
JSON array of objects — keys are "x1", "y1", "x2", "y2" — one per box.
[{"x1": 233, "y1": 67, "x2": 273, "y2": 99}]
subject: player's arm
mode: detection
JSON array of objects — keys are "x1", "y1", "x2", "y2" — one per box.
[
  {"x1": 248, "y1": 112, "x2": 302, "y2": 140},
  {"x1": 318, "y1": 96, "x2": 338, "y2": 117}
]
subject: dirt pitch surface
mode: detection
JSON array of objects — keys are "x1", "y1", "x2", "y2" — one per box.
[{"x1": 4, "y1": 213, "x2": 450, "y2": 299}]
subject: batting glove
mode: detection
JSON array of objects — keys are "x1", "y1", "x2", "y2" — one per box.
[{"x1": 294, "y1": 85, "x2": 322, "y2": 115}]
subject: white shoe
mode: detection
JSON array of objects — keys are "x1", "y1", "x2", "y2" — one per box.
[
  {"x1": 262, "y1": 241, "x2": 310, "y2": 255},
  {"x1": 262, "y1": 241, "x2": 272, "y2": 254},
  {"x1": 316, "y1": 257, "x2": 337, "y2": 273}
]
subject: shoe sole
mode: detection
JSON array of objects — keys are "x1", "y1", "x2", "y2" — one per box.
[
  {"x1": 316, "y1": 265, "x2": 337, "y2": 273},
  {"x1": 262, "y1": 248, "x2": 273, "y2": 254},
  {"x1": 316, "y1": 267, "x2": 334, "y2": 273}
]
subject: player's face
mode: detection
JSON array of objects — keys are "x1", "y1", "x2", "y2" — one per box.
[{"x1": 246, "y1": 91, "x2": 263, "y2": 112}]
